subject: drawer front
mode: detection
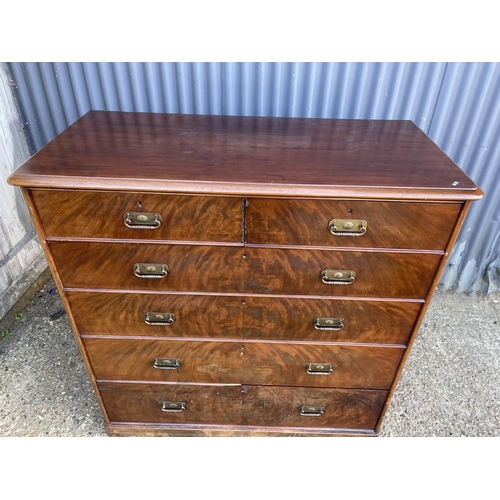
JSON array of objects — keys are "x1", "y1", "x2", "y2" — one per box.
[
  {"x1": 68, "y1": 291, "x2": 243, "y2": 338},
  {"x1": 240, "y1": 385, "x2": 388, "y2": 429},
  {"x1": 32, "y1": 190, "x2": 243, "y2": 243},
  {"x1": 84, "y1": 338, "x2": 404, "y2": 389},
  {"x1": 50, "y1": 242, "x2": 440, "y2": 299},
  {"x1": 246, "y1": 198, "x2": 461, "y2": 250},
  {"x1": 99, "y1": 381, "x2": 387, "y2": 430},
  {"x1": 68, "y1": 292, "x2": 419, "y2": 344},
  {"x1": 50, "y1": 241, "x2": 246, "y2": 292},
  {"x1": 245, "y1": 247, "x2": 441, "y2": 299},
  {"x1": 243, "y1": 297, "x2": 421, "y2": 344},
  {"x1": 100, "y1": 382, "x2": 243, "y2": 425}
]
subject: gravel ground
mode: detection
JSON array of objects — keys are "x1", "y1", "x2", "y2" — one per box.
[{"x1": 1, "y1": 277, "x2": 498, "y2": 437}]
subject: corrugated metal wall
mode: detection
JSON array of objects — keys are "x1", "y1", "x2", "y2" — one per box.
[{"x1": 5, "y1": 62, "x2": 499, "y2": 293}]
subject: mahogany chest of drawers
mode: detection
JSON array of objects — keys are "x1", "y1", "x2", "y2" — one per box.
[{"x1": 8, "y1": 111, "x2": 482, "y2": 436}]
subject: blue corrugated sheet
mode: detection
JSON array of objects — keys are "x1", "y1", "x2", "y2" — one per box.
[{"x1": 5, "y1": 62, "x2": 499, "y2": 293}]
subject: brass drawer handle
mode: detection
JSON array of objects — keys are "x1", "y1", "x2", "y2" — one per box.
[
  {"x1": 299, "y1": 405, "x2": 325, "y2": 416},
  {"x1": 321, "y1": 269, "x2": 355, "y2": 285},
  {"x1": 314, "y1": 317, "x2": 345, "y2": 330},
  {"x1": 162, "y1": 402, "x2": 186, "y2": 413},
  {"x1": 124, "y1": 212, "x2": 162, "y2": 229},
  {"x1": 329, "y1": 219, "x2": 367, "y2": 236},
  {"x1": 306, "y1": 362, "x2": 333, "y2": 375},
  {"x1": 134, "y1": 263, "x2": 169, "y2": 278},
  {"x1": 153, "y1": 358, "x2": 181, "y2": 370},
  {"x1": 145, "y1": 312, "x2": 175, "y2": 326}
]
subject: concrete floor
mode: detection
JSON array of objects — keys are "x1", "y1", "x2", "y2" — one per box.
[{"x1": 1, "y1": 277, "x2": 499, "y2": 437}]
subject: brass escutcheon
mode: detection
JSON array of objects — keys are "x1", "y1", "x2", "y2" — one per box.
[
  {"x1": 329, "y1": 219, "x2": 367, "y2": 236},
  {"x1": 321, "y1": 269, "x2": 356, "y2": 285},
  {"x1": 314, "y1": 317, "x2": 345, "y2": 330},
  {"x1": 124, "y1": 212, "x2": 162, "y2": 229},
  {"x1": 161, "y1": 402, "x2": 186, "y2": 412},
  {"x1": 134, "y1": 263, "x2": 169, "y2": 278},
  {"x1": 145, "y1": 312, "x2": 175, "y2": 326},
  {"x1": 299, "y1": 405, "x2": 325, "y2": 416}
]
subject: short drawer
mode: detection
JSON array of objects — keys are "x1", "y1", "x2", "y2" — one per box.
[
  {"x1": 68, "y1": 291, "x2": 243, "y2": 338},
  {"x1": 246, "y1": 198, "x2": 461, "y2": 250},
  {"x1": 100, "y1": 382, "x2": 243, "y2": 425},
  {"x1": 31, "y1": 189, "x2": 243, "y2": 243},
  {"x1": 243, "y1": 297, "x2": 421, "y2": 344},
  {"x1": 99, "y1": 381, "x2": 388, "y2": 431},
  {"x1": 84, "y1": 338, "x2": 404, "y2": 389},
  {"x1": 240, "y1": 385, "x2": 387, "y2": 430}
]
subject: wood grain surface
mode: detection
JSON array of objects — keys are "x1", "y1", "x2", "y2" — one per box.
[
  {"x1": 68, "y1": 291, "x2": 420, "y2": 344},
  {"x1": 84, "y1": 338, "x2": 403, "y2": 389},
  {"x1": 32, "y1": 189, "x2": 243, "y2": 243},
  {"x1": 244, "y1": 247, "x2": 441, "y2": 298},
  {"x1": 99, "y1": 381, "x2": 387, "y2": 430},
  {"x1": 240, "y1": 385, "x2": 387, "y2": 429},
  {"x1": 51, "y1": 241, "x2": 440, "y2": 299},
  {"x1": 243, "y1": 297, "x2": 421, "y2": 344},
  {"x1": 67, "y1": 291, "x2": 243, "y2": 337},
  {"x1": 99, "y1": 382, "x2": 243, "y2": 425},
  {"x1": 49, "y1": 241, "x2": 246, "y2": 292},
  {"x1": 8, "y1": 112, "x2": 482, "y2": 200},
  {"x1": 246, "y1": 198, "x2": 461, "y2": 250}
]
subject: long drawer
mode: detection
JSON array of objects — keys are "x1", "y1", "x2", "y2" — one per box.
[
  {"x1": 99, "y1": 381, "x2": 388, "y2": 430},
  {"x1": 69, "y1": 291, "x2": 420, "y2": 344},
  {"x1": 84, "y1": 338, "x2": 404, "y2": 389},
  {"x1": 32, "y1": 189, "x2": 244, "y2": 242},
  {"x1": 245, "y1": 198, "x2": 461, "y2": 249},
  {"x1": 51, "y1": 241, "x2": 441, "y2": 298}
]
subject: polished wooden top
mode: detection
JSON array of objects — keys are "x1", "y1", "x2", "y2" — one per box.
[{"x1": 8, "y1": 111, "x2": 482, "y2": 200}]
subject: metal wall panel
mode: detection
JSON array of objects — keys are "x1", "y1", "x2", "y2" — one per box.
[
  {"x1": 5, "y1": 62, "x2": 498, "y2": 293},
  {"x1": 428, "y1": 63, "x2": 500, "y2": 293}
]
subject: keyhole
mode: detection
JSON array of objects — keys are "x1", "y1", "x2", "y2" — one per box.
[
  {"x1": 137, "y1": 200, "x2": 142, "y2": 207},
  {"x1": 348, "y1": 208, "x2": 352, "y2": 215}
]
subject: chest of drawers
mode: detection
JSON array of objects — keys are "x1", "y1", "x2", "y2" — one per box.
[{"x1": 8, "y1": 111, "x2": 482, "y2": 436}]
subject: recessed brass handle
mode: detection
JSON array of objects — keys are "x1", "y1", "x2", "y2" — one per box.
[
  {"x1": 134, "y1": 263, "x2": 169, "y2": 278},
  {"x1": 329, "y1": 219, "x2": 367, "y2": 236},
  {"x1": 145, "y1": 312, "x2": 175, "y2": 326},
  {"x1": 124, "y1": 212, "x2": 162, "y2": 229},
  {"x1": 161, "y1": 402, "x2": 186, "y2": 413},
  {"x1": 321, "y1": 269, "x2": 355, "y2": 285},
  {"x1": 306, "y1": 363, "x2": 333, "y2": 375},
  {"x1": 153, "y1": 358, "x2": 181, "y2": 370},
  {"x1": 299, "y1": 405, "x2": 325, "y2": 416},
  {"x1": 314, "y1": 317, "x2": 345, "y2": 330}
]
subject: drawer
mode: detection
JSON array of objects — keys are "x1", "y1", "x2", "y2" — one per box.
[
  {"x1": 49, "y1": 241, "x2": 246, "y2": 293},
  {"x1": 68, "y1": 292, "x2": 419, "y2": 344},
  {"x1": 246, "y1": 198, "x2": 461, "y2": 250},
  {"x1": 68, "y1": 291, "x2": 243, "y2": 338},
  {"x1": 100, "y1": 382, "x2": 243, "y2": 425},
  {"x1": 99, "y1": 381, "x2": 388, "y2": 430},
  {"x1": 84, "y1": 338, "x2": 404, "y2": 389},
  {"x1": 240, "y1": 385, "x2": 387, "y2": 429},
  {"x1": 31, "y1": 190, "x2": 243, "y2": 243},
  {"x1": 243, "y1": 297, "x2": 421, "y2": 344},
  {"x1": 53, "y1": 242, "x2": 440, "y2": 299},
  {"x1": 244, "y1": 247, "x2": 441, "y2": 299}
]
